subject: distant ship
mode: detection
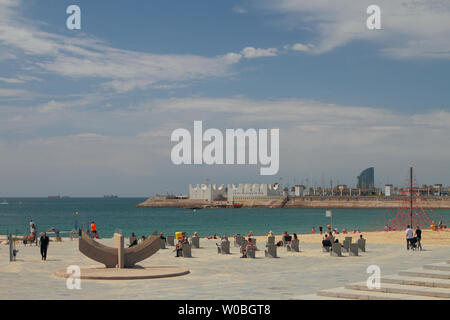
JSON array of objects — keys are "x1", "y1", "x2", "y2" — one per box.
[
  {"x1": 103, "y1": 194, "x2": 118, "y2": 198},
  {"x1": 48, "y1": 195, "x2": 61, "y2": 199},
  {"x1": 0, "y1": 200, "x2": 8, "y2": 205}
]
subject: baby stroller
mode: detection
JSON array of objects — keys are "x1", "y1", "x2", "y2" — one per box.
[{"x1": 409, "y1": 237, "x2": 418, "y2": 250}]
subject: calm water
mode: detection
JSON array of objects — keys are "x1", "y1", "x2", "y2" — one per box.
[{"x1": 1, "y1": 198, "x2": 449, "y2": 238}]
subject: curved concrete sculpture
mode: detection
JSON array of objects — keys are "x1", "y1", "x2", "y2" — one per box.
[{"x1": 79, "y1": 231, "x2": 160, "y2": 268}]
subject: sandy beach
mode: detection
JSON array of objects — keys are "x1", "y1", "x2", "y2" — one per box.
[
  {"x1": 249, "y1": 229, "x2": 450, "y2": 246},
  {"x1": 0, "y1": 229, "x2": 449, "y2": 299}
]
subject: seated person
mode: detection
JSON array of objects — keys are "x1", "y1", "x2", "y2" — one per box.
[
  {"x1": 322, "y1": 235, "x2": 332, "y2": 247},
  {"x1": 216, "y1": 236, "x2": 228, "y2": 247},
  {"x1": 23, "y1": 233, "x2": 35, "y2": 245},
  {"x1": 159, "y1": 233, "x2": 166, "y2": 240},
  {"x1": 129, "y1": 233, "x2": 138, "y2": 247},
  {"x1": 175, "y1": 240, "x2": 183, "y2": 257},
  {"x1": 283, "y1": 233, "x2": 292, "y2": 244},
  {"x1": 240, "y1": 244, "x2": 247, "y2": 258}
]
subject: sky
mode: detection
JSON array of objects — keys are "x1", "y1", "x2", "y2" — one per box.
[{"x1": 0, "y1": 0, "x2": 449, "y2": 196}]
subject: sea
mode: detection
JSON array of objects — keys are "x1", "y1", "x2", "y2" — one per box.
[{"x1": 1, "y1": 198, "x2": 449, "y2": 238}]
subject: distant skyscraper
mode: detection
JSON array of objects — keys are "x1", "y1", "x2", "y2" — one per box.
[{"x1": 357, "y1": 167, "x2": 374, "y2": 190}]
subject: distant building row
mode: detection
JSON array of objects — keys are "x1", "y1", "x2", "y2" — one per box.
[{"x1": 189, "y1": 183, "x2": 283, "y2": 202}]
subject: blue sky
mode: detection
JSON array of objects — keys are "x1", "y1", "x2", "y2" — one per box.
[{"x1": 1, "y1": 0, "x2": 449, "y2": 196}]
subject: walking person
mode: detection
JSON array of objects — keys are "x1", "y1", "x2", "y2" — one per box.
[
  {"x1": 319, "y1": 225, "x2": 323, "y2": 235},
  {"x1": 39, "y1": 232, "x2": 50, "y2": 261},
  {"x1": 415, "y1": 226, "x2": 423, "y2": 251},
  {"x1": 406, "y1": 225, "x2": 414, "y2": 250}
]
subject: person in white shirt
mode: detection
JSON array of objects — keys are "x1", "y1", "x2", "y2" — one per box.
[{"x1": 405, "y1": 225, "x2": 414, "y2": 250}]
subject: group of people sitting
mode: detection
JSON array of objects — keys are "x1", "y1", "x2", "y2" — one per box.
[
  {"x1": 321, "y1": 232, "x2": 365, "y2": 249},
  {"x1": 128, "y1": 232, "x2": 147, "y2": 247},
  {"x1": 275, "y1": 231, "x2": 298, "y2": 246},
  {"x1": 175, "y1": 233, "x2": 190, "y2": 257},
  {"x1": 312, "y1": 224, "x2": 361, "y2": 235},
  {"x1": 230, "y1": 232, "x2": 257, "y2": 258}
]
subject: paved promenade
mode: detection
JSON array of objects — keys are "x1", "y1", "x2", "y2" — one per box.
[{"x1": 1, "y1": 237, "x2": 449, "y2": 299}]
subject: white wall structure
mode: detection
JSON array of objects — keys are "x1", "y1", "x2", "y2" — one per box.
[
  {"x1": 189, "y1": 184, "x2": 226, "y2": 201},
  {"x1": 227, "y1": 183, "x2": 283, "y2": 203},
  {"x1": 385, "y1": 184, "x2": 393, "y2": 197}
]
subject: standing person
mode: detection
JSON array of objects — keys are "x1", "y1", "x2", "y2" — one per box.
[
  {"x1": 406, "y1": 225, "x2": 414, "y2": 250},
  {"x1": 39, "y1": 232, "x2": 50, "y2": 261},
  {"x1": 415, "y1": 226, "x2": 423, "y2": 251},
  {"x1": 311, "y1": 226, "x2": 316, "y2": 234},
  {"x1": 30, "y1": 220, "x2": 37, "y2": 236},
  {"x1": 30, "y1": 220, "x2": 38, "y2": 245},
  {"x1": 327, "y1": 224, "x2": 331, "y2": 233},
  {"x1": 90, "y1": 221, "x2": 98, "y2": 238},
  {"x1": 319, "y1": 225, "x2": 323, "y2": 235}
]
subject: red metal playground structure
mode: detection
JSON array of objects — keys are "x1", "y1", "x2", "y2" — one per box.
[{"x1": 367, "y1": 167, "x2": 448, "y2": 232}]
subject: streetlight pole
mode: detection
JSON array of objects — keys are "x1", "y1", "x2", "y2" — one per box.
[{"x1": 410, "y1": 167, "x2": 413, "y2": 229}]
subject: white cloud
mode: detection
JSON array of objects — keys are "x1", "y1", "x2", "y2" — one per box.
[
  {"x1": 0, "y1": 2, "x2": 245, "y2": 94},
  {"x1": 241, "y1": 46, "x2": 278, "y2": 58},
  {"x1": 1, "y1": 96, "x2": 449, "y2": 194},
  {"x1": 290, "y1": 43, "x2": 314, "y2": 52},
  {"x1": 232, "y1": 6, "x2": 248, "y2": 14},
  {"x1": 257, "y1": 0, "x2": 450, "y2": 59},
  {"x1": 0, "y1": 88, "x2": 31, "y2": 97}
]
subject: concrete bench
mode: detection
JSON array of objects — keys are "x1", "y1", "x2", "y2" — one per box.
[
  {"x1": 70, "y1": 230, "x2": 79, "y2": 240},
  {"x1": 265, "y1": 243, "x2": 278, "y2": 258},
  {"x1": 234, "y1": 235, "x2": 245, "y2": 247},
  {"x1": 357, "y1": 238, "x2": 366, "y2": 252},
  {"x1": 287, "y1": 238, "x2": 299, "y2": 252},
  {"x1": 246, "y1": 245, "x2": 257, "y2": 258},
  {"x1": 331, "y1": 243, "x2": 342, "y2": 257},
  {"x1": 160, "y1": 238, "x2": 166, "y2": 249},
  {"x1": 166, "y1": 235, "x2": 175, "y2": 246},
  {"x1": 190, "y1": 236, "x2": 200, "y2": 248},
  {"x1": 342, "y1": 237, "x2": 352, "y2": 252},
  {"x1": 217, "y1": 240, "x2": 230, "y2": 254},
  {"x1": 182, "y1": 243, "x2": 192, "y2": 258},
  {"x1": 349, "y1": 243, "x2": 359, "y2": 256}
]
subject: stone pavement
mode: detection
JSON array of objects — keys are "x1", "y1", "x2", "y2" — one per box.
[{"x1": 1, "y1": 238, "x2": 449, "y2": 299}]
